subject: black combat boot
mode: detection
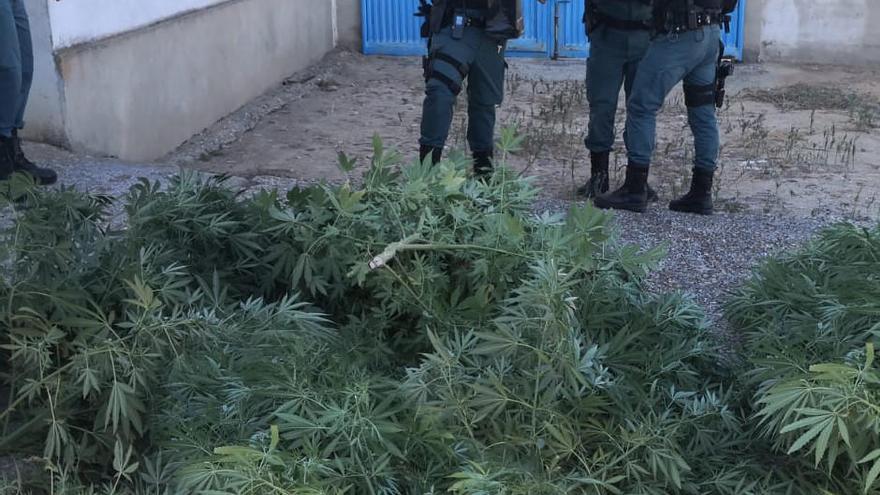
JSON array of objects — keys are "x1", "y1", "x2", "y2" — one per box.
[
  {"x1": 577, "y1": 151, "x2": 658, "y2": 202},
  {"x1": 0, "y1": 136, "x2": 13, "y2": 181},
  {"x1": 669, "y1": 168, "x2": 714, "y2": 215},
  {"x1": 419, "y1": 144, "x2": 443, "y2": 165},
  {"x1": 10, "y1": 130, "x2": 57, "y2": 185},
  {"x1": 472, "y1": 150, "x2": 494, "y2": 179},
  {"x1": 576, "y1": 151, "x2": 610, "y2": 198},
  {"x1": 593, "y1": 163, "x2": 650, "y2": 213}
]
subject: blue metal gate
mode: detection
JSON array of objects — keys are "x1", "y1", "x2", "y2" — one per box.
[{"x1": 361, "y1": 0, "x2": 746, "y2": 60}]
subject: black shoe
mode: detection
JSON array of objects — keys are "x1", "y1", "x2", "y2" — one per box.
[
  {"x1": 593, "y1": 164, "x2": 650, "y2": 213},
  {"x1": 646, "y1": 184, "x2": 659, "y2": 203},
  {"x1": 419, "y1": 144, "x2": 443, "y2": 165},
  {"x1": 0, "y1": 136, "x2": 13, "y2": 181},
  {"x1": 576, "y1": 151, "x2": 610, "y2": 198},
  {"x1": 669, "y1": 168, "x2": 714, "y2": 215},
  {"x1": 577, "y1": 152, "x2": 659, "y2": 202},
  {"x1": 9, "y1": 130, "x2": 57, "y2": 185},
  {"x1": 473, "y1": 150, "x2": 494, "y2": 179}
]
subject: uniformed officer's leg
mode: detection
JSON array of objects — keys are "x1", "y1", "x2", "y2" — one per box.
[
  {"x1": 595, "y1": 35, "x2": 688, "y2": 212},
  {"x1": 420, "y1": 28, "x2": 480, "y2": 165},
  {"x1": 684, "y1": 35, "x2": 720, "y2": 173},
  {"x1": 580, "y1": 27, "x2": 627, "y2": 197},
  {"x1": 3, "y1": 0, "x2": 53, "y2": 184},
  {"x1": 0, "y1": 0, "x2": 23, "y2": 179},
  {"x1": 585, "y1": 28, "x2": 627, "y2": 155},
  {"x1": 671, "y1": 30, "x2": 721, "y2": 215},
  {"x1": 621, "y1": 29, "x2": 660, "y2": 202},
  {"x1": 12, "y1": 0, "x2": 31, "y2": 132},
  {"x1": 465, "y1": 33, "x2": 505, "y2": 177},
  {"x1": 624, "y1": 38, "x2": 689, "y2": 169},
  {"x1": 0, "y1": 0, "x2": 22, "y2": 140},
  {"x1": 621, "y1": 30, "x2": 650, "y2": 105}
]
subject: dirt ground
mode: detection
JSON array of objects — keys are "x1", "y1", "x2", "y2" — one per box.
[{"x1": 182, "y1": 50, "x2": 880, "y2": 221}]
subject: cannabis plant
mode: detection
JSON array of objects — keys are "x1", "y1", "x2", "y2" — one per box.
[
  {"x1": 730, "y1": 223, "x2": 880, "y2": 494},
  {"x1": 2, "y1": 138, "x2": 874, "y2": 494}
]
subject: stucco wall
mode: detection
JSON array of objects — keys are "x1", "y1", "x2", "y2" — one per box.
[
  {"x1": 745, "y1": 0, "x2": 880, "y2": 65},
  {"x1": 48, "y1": 0, "x2": 228, "y2": 49},
  {"x1": 21, "y1": 0, "x2": 341, "y2": 159},
  {"x1": 57, "y1": 0, "x2": 335, "y2": 160}
]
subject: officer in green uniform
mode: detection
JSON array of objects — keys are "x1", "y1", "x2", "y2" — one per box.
[
  {"x1": 595, "y1": 0, "x2": 735, "y2": 214},
  {"x1": 418, "y1": 0, "x2": 545, "y2": 177},
  {"x1": 579, "y1": 0, "x2": 656, "y2": 200},
  {"x1": 0, "y1": 0, "x2": 57, "y2": 185}
]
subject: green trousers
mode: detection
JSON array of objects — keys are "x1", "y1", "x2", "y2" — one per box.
[
  {"x1": 584, "y1": 25, "x2": 651, "y2": 153},
  {"x1": 0, "y1": 0, "x2": 32, "y2": 137},
  {"x1": 419, "y1": 24, "x2": 506, "y2": 154}
]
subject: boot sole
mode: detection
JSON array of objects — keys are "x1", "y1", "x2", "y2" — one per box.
[
  {"x1": 593, "y1": 198, "x2": 647, "y2": 213},
  {"x1": 577, "y1": 190, "x2": 604, "y2": 199},
  {"x1": 576, "y1": 184, "x2": 609, "y2": 199},
  {"x1": 669, "y1": 205, "x2": 713, "y2": 215}
]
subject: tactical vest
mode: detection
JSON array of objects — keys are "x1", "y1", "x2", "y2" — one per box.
[
  {"x1": 427, "y1": 0, "x2": 524, "y2": 39},
  {"x1": 590, "y1": 0, "x2": 652, "y2": 23},
  {"x1": 583, "y1": 0, "x2": 652, "y2": 35},
  {"x1": 664, "y1": 0, "x2": 722, "y2": 15}
]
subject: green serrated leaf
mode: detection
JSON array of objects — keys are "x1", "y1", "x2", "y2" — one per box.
[
  {"x1": 866, "y1": 458, "x2": 880, "y2": 494},
  {"x1": 787, "y1": 418, "x2": 832, "y2": 455}
]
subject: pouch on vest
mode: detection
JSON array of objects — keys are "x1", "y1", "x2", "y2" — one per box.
[{"x1": 485, "y1": 0, "x2": 525, "y2": 40}]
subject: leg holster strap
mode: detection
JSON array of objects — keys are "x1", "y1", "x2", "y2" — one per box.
[
  {"x1": 433, "y1": 52, "x2": 469, "y2": 79},
  {"x1": 429, "y1": 71, "x2": 462, "y2": 95},
  {"x1": 683, "y1": 82, "x2": 716, "y2": 108},
  {"x1": 425, "y1": 52, "x2": 468, "y2": 95}
]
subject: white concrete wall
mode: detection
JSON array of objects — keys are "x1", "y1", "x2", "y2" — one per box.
[
  {"x1": 22, "y1": 0, "x2": 67, "y2": 144},
  {"x1": 745, "y1": 0, "x2": 880, "y2": 65},
  {"x1": 21, "y1": 0, "x2": 348, "y2": 159},
  {"x1": 48, "y1": 0, "x2": 227, "y2": 49},
  {"x1": 56, "y1": 0, "x2": 336, "y2": 160}
]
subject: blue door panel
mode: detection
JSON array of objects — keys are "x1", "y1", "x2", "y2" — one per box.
[
  {"x1": 507, "y1": 1, "x2": 550, "y2": 53},
  {"x1": 556, "y1": 0, "x2": 588, "y2": 58},
  {"x1": 723, "y1": 2, "x2": 746, "y2": 59},
  {"x1": 362, "y1": 0, "x2": 424, "y2": 56},
  {"x1": 362, "y1": 0, "x2": 746, "y2": 60}
]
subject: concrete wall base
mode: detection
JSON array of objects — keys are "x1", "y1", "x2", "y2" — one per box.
[
  {"x1": 744, "y1": 0, "x2": 880, "y2": 66},
  {"x1": 24, "y1": 0, "x2": 336, "y2": 161}
]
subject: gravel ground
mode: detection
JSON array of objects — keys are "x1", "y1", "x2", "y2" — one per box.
[
  {"x1": 536, "y1": 198, "x2": 838, "y2": 317},
  {"x1": 538, "y1": 198, "x2": 841, "y2": 362},
  {"x1": 11, "y1": 143, "x2": 842, "y2": 318},
  {"x1": 7, "y1": 52, "x2": 863, "y2": 332}
]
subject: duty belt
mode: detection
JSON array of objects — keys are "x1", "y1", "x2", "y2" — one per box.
[
  {"x1": 461, "y1": 16, "x2": 487, "y2": 28},
  {"x1": 664, "y1": 12, "x2": 728, "y2": 34},
  {"x1": 442, "y1": 10, "x2": 487, "y2": 29}
]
